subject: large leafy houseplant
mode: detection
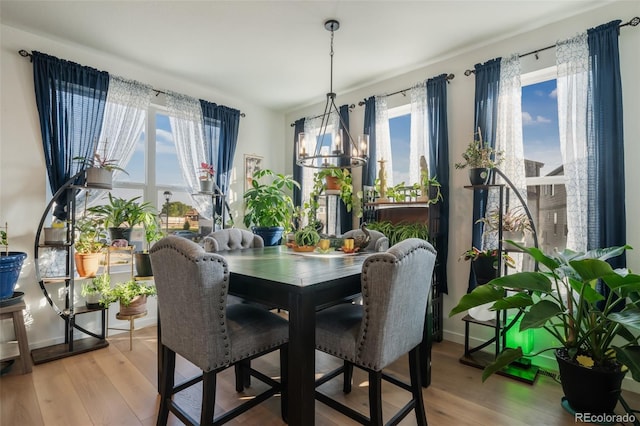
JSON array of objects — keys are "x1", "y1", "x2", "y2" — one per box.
[
  {"x1": 450, "y1": 242, "x2": 640, "y2": 384},
  {"x1": 243, "y1": 169, "x2": 300, "y2": 245}
]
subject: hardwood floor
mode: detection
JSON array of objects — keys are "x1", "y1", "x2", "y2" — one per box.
[{"x1": 2, "y1": 326, "x2": 640, "y2": 425}]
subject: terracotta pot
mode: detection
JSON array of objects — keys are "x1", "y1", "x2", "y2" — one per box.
[
  {"x1": 325, "y1": 176, "x2": 340, "y2": 191},
  {"x1": 74, "y1": 252, "x2": 102, "y2": 278},
  {"x1": 292, "y1": 245, "x2": 316, "y2": 252},
  {"x1": 119, "y1": 295, "x2": 147, "y2": 316}
]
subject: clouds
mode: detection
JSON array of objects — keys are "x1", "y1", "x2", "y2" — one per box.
[
  {"x1": 522, "y1": 111, "x2": 552, "y2": 126},
  {"x1": 549, "y1": 88, "x2": 557, "y2": 99}
]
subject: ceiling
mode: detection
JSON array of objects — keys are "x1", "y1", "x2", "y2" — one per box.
[{"x1": 1, "y1": 0, "x2": 608, "y2": 112}]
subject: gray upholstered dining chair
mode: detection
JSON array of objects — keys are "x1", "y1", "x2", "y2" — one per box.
[
  {"x1": 200, "y1": 228, "x2": 267, "y2": 392},
  {"x1": 314, "y1": 238, "x2": 436, "y2": 425},
  {"x1": 201, "y1": 228, "x2": 264, "y2": 252},
  {"x1": 341, "y1": 228, "x2": 389, "y2": 252},
  {"x1": 150, "y1": 236, "x2": 288, "y2": 425}
]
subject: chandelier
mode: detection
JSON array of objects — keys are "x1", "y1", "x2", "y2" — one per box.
[{"x1": 296, "y1": 19, "x2": 368, "y2": 169}]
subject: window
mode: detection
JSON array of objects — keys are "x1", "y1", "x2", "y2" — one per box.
[
  {"x1": 388, "y1": 104, "x2": 411, "y2": 185},
  {"x1": 521, "y1": 67, "x2": 567, "y2": 253},
  {"x1": 101, "y1": 105, "x2": 202, "y2": 248}
]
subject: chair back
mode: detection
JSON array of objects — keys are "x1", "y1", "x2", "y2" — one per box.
[
  {"x1": 150, "y1": 235, "x2": 231, "y2": 371},
  {"x1": 202, "y1": 228, "x2": 264, "y2": 252},
  {"x1": 357, "y1": 238, "x2": 436, "y2": 370},
  {"x1": 342, "y1": 229, "x2": 389, "y2": 252}
]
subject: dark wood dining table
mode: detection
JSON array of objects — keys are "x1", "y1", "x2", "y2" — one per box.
[
  {"x1": 223, "y1": 245, "x2": 368, "y2": 425},
  {"x1": 222, "y1": 245, "x2": 433, "y2": 426}
]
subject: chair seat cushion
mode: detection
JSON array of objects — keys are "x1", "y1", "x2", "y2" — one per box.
[
  {"x1": 316, "y1": 303, "x2": 362, "y2": 363},
  {"x1": 228, "y1": 304, "x2": 288, "y2": 363}
]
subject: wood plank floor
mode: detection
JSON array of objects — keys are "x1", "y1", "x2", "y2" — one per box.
[{"x1": 2, "y1": 326, "x2": 640, "y2": 425}]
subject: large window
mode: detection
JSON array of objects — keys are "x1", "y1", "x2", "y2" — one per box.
[
  {"x1": 388, "y1": 104, "x2": 411, "y2": 186},
  {"x1": 521, "y1": 67, "x2": 567, "y2": 254}
]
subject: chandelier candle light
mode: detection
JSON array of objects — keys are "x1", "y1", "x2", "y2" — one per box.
[{"x1": 297, "y1": 19, "x2": 369, "y2": 169}]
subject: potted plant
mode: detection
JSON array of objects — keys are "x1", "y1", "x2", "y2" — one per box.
[
  {"x1": 74, "y1": 216, "x2": 106, "y2": 277},
  {"x1": 243, "y1": 169, "x2": 300, "y2": 246},
  {"x1": 458, "y1": 247, "x2": 515, "y2": 285},
  {"x1": 134, "y1": 211, "x2": 164, "y2": 277},
  {"x1": 74, "y1": 150, "x2": 128, "y2": 189},
  {"x1": 476, "y1": 207, "x2": 533, "y2": 245},
  {"x1": 454, "y1": 128, "x2": 504, "y2": 185},
  {"x1": 450, "y1": 243, "x2": 640, "y2": 414},
  {"x1": 293, "y1": 225, "x2": 320, "y2": 252},
  {"x1": 199, "y1": 162, "x2": 215, "y2": 193},
  {"x1": 0, "y1": 223, "x2": 27, "y2": 300},
  {"x1": 99, "y1": 278, "x2": 156, "y2": 316},
  {"x1": 81, "y1": 273, "x2": 111, "y2": 308},
  {"x1": 88, "y1": 194, "x2": 155, "y2": 243}
]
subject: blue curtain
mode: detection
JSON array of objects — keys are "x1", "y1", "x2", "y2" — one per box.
[
  {"x1": 292, "y1": 118, "x2": 305, "y2": 207},
  {"x1": 338, "y1": 104, "x2": 352, "y2": 233},
  {"x1": 362, "y1": 96, "x2": 377, "y2": 187},
  {"x1": 587, "y1": 20, "x2": 626, "y2": 269},
  {"x1": 32, "y1": 51, "x2": 109, "y2": 220},
  {"x1": 200, "y1": 101, "x2": 240, "y2": 215},
  {"x1": 469, "y1": 58, "x2": 501, "y2": 292},
  {"x1": 427, "y1": 74, "x2": 450, "y2": 294}
]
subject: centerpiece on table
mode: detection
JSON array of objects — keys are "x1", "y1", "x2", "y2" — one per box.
[{"x1": 450, "y1": 242, "x2": 640, "y2": 415}]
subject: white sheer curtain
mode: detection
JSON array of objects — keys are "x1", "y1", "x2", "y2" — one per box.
[
  {"x1": 375, "y1": 95, "x2": 393, "y2": 187},
  {"x1": 165, "y1": 91, "x2": 212, "y2": 218},
  {"x1": 556, "y1": 32, "x2": 589, "y2": 252},
  {"x1": 483, "y1": 54, "x2": 525, "y2": 251},
  {"x1": 409, "y1": 82, "x2": 428, "y2": 186},
  {"x1": 81, "y1": 76, "x2": 153, "y2": 208}
]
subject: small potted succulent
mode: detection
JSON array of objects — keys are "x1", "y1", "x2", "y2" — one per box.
[
  {"x1": 199, "y1": 162, "x2": 215, "y2": 193},
  {"x1": 293, "y1": 225, "x2": 320, "y2": 252},
  {"x1": 454, "y1": 128, "x2": 504, "y2": 185}
]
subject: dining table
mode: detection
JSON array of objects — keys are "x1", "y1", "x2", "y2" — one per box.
[{"x1": 221, "y1": 245, "x2": 434, "y2": 426}]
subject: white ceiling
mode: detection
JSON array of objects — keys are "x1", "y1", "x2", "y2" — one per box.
[{"x1": 1, "y1": 0, "x2": 608, "y2": 112}]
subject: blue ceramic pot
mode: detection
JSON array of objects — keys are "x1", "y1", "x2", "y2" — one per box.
[
  {"x1": 0, "y1": 252, "x2": 27, "y2": 299},
  {"x1": 251, "y1": 226, "x2": 284, "y2": 247}
]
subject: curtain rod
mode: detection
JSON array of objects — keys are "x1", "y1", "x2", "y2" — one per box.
[
  {"x1": 18, "y1": 49, "x2": 246, "y2": 118},
  {"x1": 289, "y1": 103, "x2": 356, "y2": 127},
  {"x1": 356, "y1": 73, "x2": 455, "y2": 106},
  {"x1": 289, "y1": 72, "x2": 454, "y2": 126},
  {"x1": 463, "y1": 16, "x2": 639, "y2": 76}
]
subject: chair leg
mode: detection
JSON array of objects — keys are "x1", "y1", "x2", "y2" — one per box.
[
  {"x1": 280, "y1": 345, "x2": 289, "y2": 423},
  {"x1": 409, "y1": 347, "x2": 428, "y2": 426},
  {"x1": 157, "y1": 345, "x2": 175, "y2": 426},
  {"x1": 200, "y1": 371, "x2": 217, "y2": 426},
  {"x1": 242, "y1": 359, "x2": 251, "y2": 388},
  {"x1": 235, "y1": 363, "x2": 245, "y2": 392},
  {"x1": 369, "y1": 370, "x2": 383, "y2": 425},
  {"x1": 343, "y1": 361, "x2": 354, "y2": 394}
]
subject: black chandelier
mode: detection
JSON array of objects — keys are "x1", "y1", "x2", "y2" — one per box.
[{"x1": 296, "y1": 19, "x2": 368, "y2": 169}]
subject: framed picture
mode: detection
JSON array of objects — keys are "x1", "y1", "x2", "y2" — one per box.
[{"x1": 245, "y1": 154, "x2": 263, "y2": 191}]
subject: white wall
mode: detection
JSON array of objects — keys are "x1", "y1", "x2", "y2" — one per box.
[
  {"x1": 0, "y1": 24, "x2": 285, "y2": 349},
  {"x1": 285, "y1": 0, "x2": 640, "y2": 378}
]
